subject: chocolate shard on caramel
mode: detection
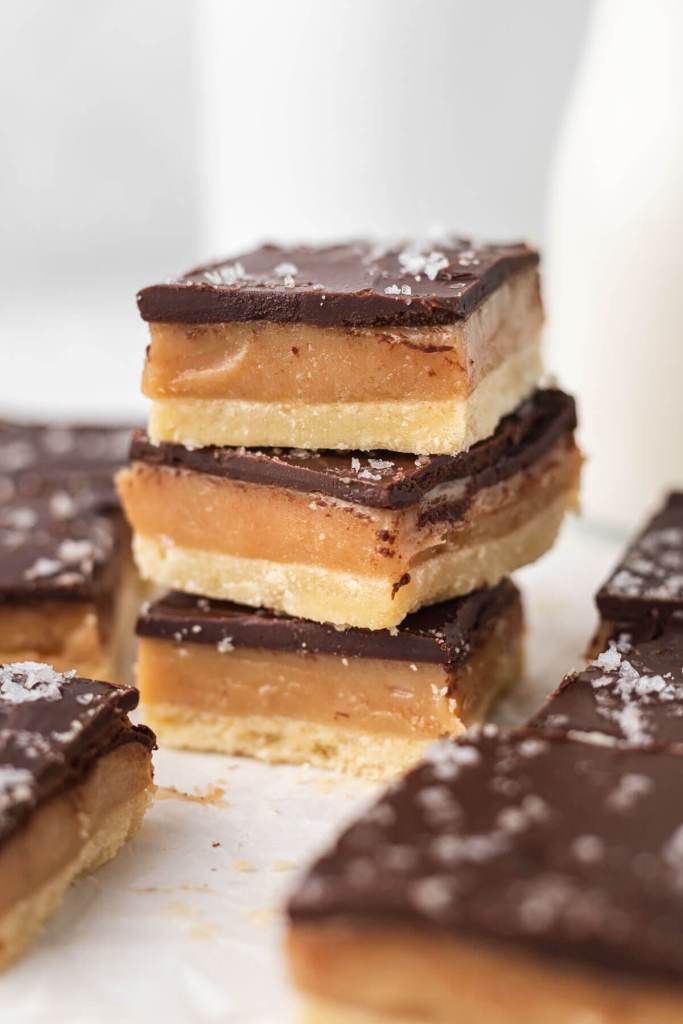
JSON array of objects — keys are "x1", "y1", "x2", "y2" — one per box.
[
  {"x1": 0, "y1": 662, "x2": 155, "y2": 845},
  {"x1": 130, "y1": 388, "x2": 576, "y2": 515},
  {"x1": 137, "y1": 238, "x2": 539, "y2": 328},
  {"x1": 597, "y1": 493, "x2": 683, "y2": 634},
  {"x1": 288, "y1": 727, "x2": 683, "y2": 982},
  {"x1": 531, "y1": 628, "x2": 683, "y2": 747},
  {"x1": 137, "y1": 580, "x2": 517, "y2": 667}
]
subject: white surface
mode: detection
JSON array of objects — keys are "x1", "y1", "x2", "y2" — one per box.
[
  {"x1": 0, "y1": 519, "x2": 624, "y2": 1024},
  {"x1": 198, "y1": 0, "x2": 589, "y2": 253},
  {"x1": 545, "y1": 0, "x2": 683, "y2": 529}
]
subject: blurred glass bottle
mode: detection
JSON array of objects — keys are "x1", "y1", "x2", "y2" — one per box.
[{"x1": 546, "y1": 0, "x2": 683, "y2": 532}]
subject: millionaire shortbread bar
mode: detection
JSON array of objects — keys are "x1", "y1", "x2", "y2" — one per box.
[
  {"x1": 137, "y1": 239, "x2": 543, "y2": 454},
  {"x1": 119, "y1": 389, "x2": 579, "y2": 630},
  {"x1": 0, "y1": 662, "x2": 155, "y2": 968},
  {"x1": 135, "y1": 579, "x2": 522, "y2": 779},
  {"x1": 288, "y1": 727, "x2": 683, "y2": 1024},
  {"x1": 0, "y1": 421, "x2": 138, "y2": 679}
]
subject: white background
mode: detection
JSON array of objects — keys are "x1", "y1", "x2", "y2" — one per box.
[{"x1": 0, "y1": 0, "x2": 589, "y2": 420}]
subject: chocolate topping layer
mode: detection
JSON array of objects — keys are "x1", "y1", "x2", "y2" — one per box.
[
  {"x1": 137, "y1": 238, "x2": 539, "y2": 328},
  {"x1": 130, "y1": 389, "x2": 575, "y2": 514},
  {"x1": 0, "y1": 663, "x2": 155, "y2": 845},
  {"x1": 0, "y1": 420, "x2": 133, "y2": 511},
  {"x1": 136, "y1": 579, "x2": 519, "y2": 667},
  {"x1": 531, "y1": 628, "x2": 683, "y2": 747},
  {"x1": 0, "y1": 477, "x2": 125, "y2": 604},
  {"x1": 0, "y1": 419, "x2": 134, "y2": 605},
  {"x1": 597, "y1": 493, "x2": 683, "y2": 628},
  {"x1": 289, "y1": 727, "x2": 683, "y2": 982}
]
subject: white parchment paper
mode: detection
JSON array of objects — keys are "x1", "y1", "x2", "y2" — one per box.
[{"x1": 0, "y1": 520, "x2": 623, "y2": 1024}]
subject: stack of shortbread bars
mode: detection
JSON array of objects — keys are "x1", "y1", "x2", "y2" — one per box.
[{"x1": 118, "y1": 237, "x2": 580, "y2": 778}]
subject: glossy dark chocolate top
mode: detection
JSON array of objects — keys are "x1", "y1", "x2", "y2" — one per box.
[
  {"x1": 130, "y1": 389, "x2": 575, "y2": 515},
  {"x1": 597, "y1": 493, "x2": 683, "y2": 626},
  {"x1": 531, "y1": 629, "x2": 683, "y2": 747},
  {"x1": 0, "y1": 419, "x2": 132, "y2": 509},
  {"x1": 289, "y1": 727, "x2": 683, "y2": 982},
  {"x1": 0, "y1": 663, "x2": 155, "y2": 844},
  {"x1": 137, "y1": 579, "x2": 518, "y2": 667},
  {"x1": 0, "y1": 419, "x2": 133, "y2": 604},
  {"x1": 137, "y1": 238, "x2": 539, "y2": 327},
  {"x1": 0, "y1": 475, "x2": 125, "y2": 604}
]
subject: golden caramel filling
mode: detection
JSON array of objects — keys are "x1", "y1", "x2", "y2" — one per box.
[
  {"x1": 142, "y1": 271, "x2": 542, "y2": 403},
  {"x1": 137, "y1": 598, "x2": 521, "y2": 742},
  {"x1": 0, "y1": 743, "x2": 151, "y2": 918},
  {"x1": 118, "y1": 437, "x2": 580, "y2": 581}
]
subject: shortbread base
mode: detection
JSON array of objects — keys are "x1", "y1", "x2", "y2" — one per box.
[
  {"x1": 288, "y1": 923, "x2": 683, "y2": 1024},
  {"x1": 146, "y1": 342, "x2": 542, "y2": 454},
  {"x1": 143, "y1": 709, "x2": 441, "y2": 780},
  {"x1": 132, "y1": 492, "x2": 569, "y2": 629}
]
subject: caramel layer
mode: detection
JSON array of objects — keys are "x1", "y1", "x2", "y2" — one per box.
[
  {"x1": 142, "y1": 270, "x2": 542, "y2": 403},
  {"x1": 288, "y1": 923, "x2": 683, "y2": 1024}
]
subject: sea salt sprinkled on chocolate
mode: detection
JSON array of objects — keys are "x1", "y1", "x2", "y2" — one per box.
[
  {"x1": 572, "y1": 834, "x2": 605, "y2": 864},
  {"x1": 217, "y1": 636, "x2": 235, "y2": 653},
  {"x1": 204, "y1": 262, "x2": 246, "y2": 286},
  {"x1": 51, "y1": 718, "x2": 85, "y2": 744},
  {"x1": 663, "y1": 826, "x2": 683, "y2": 882},
  {"x1": 607, "y1": 772, "x2": 654, "y2": 812},
  {"x1": 398, "y1": 249, "x2": 449, "y2": 281},
  {"x1": 0, "y1": 766, "x2": 34, "y2": 817},
  {"x1": 48, "y1": 490, "x2": 77, "y2": 520},
  {"x1": 274, "y1": 262, "x2": 298, "y2": 277},
  {"x1": 0, "y1": 441, "x2": 35, "y2": 472},
  {"x1": 1, "y1": 507, "x2": 37, "y2": 531},
  {"x1": 410, "y1": 875, "x2": 457, "y2": 915},
  {"x1": 0, "y1": 663, "x2": 68, "y2": 704},
  {"x1": 24, "y1": 557, "x2": 62, "y2": 580}
]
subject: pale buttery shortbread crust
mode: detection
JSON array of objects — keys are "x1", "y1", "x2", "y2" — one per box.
[
  {"x1": 147, "y1": 339, "x2": 542, "y2": 454},
  {"x1": 136, "y1": 601, "x2": 522, "y2": 778},
  {"x1": 131, "y1": 491, "x2": 570, "y2": 630},
  {"x1": 0, "y1": 743, "x2": 153, "y2": 970},
  {"x1": 288, "y1": 924, "x2": 683, "y2": 1024}
]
